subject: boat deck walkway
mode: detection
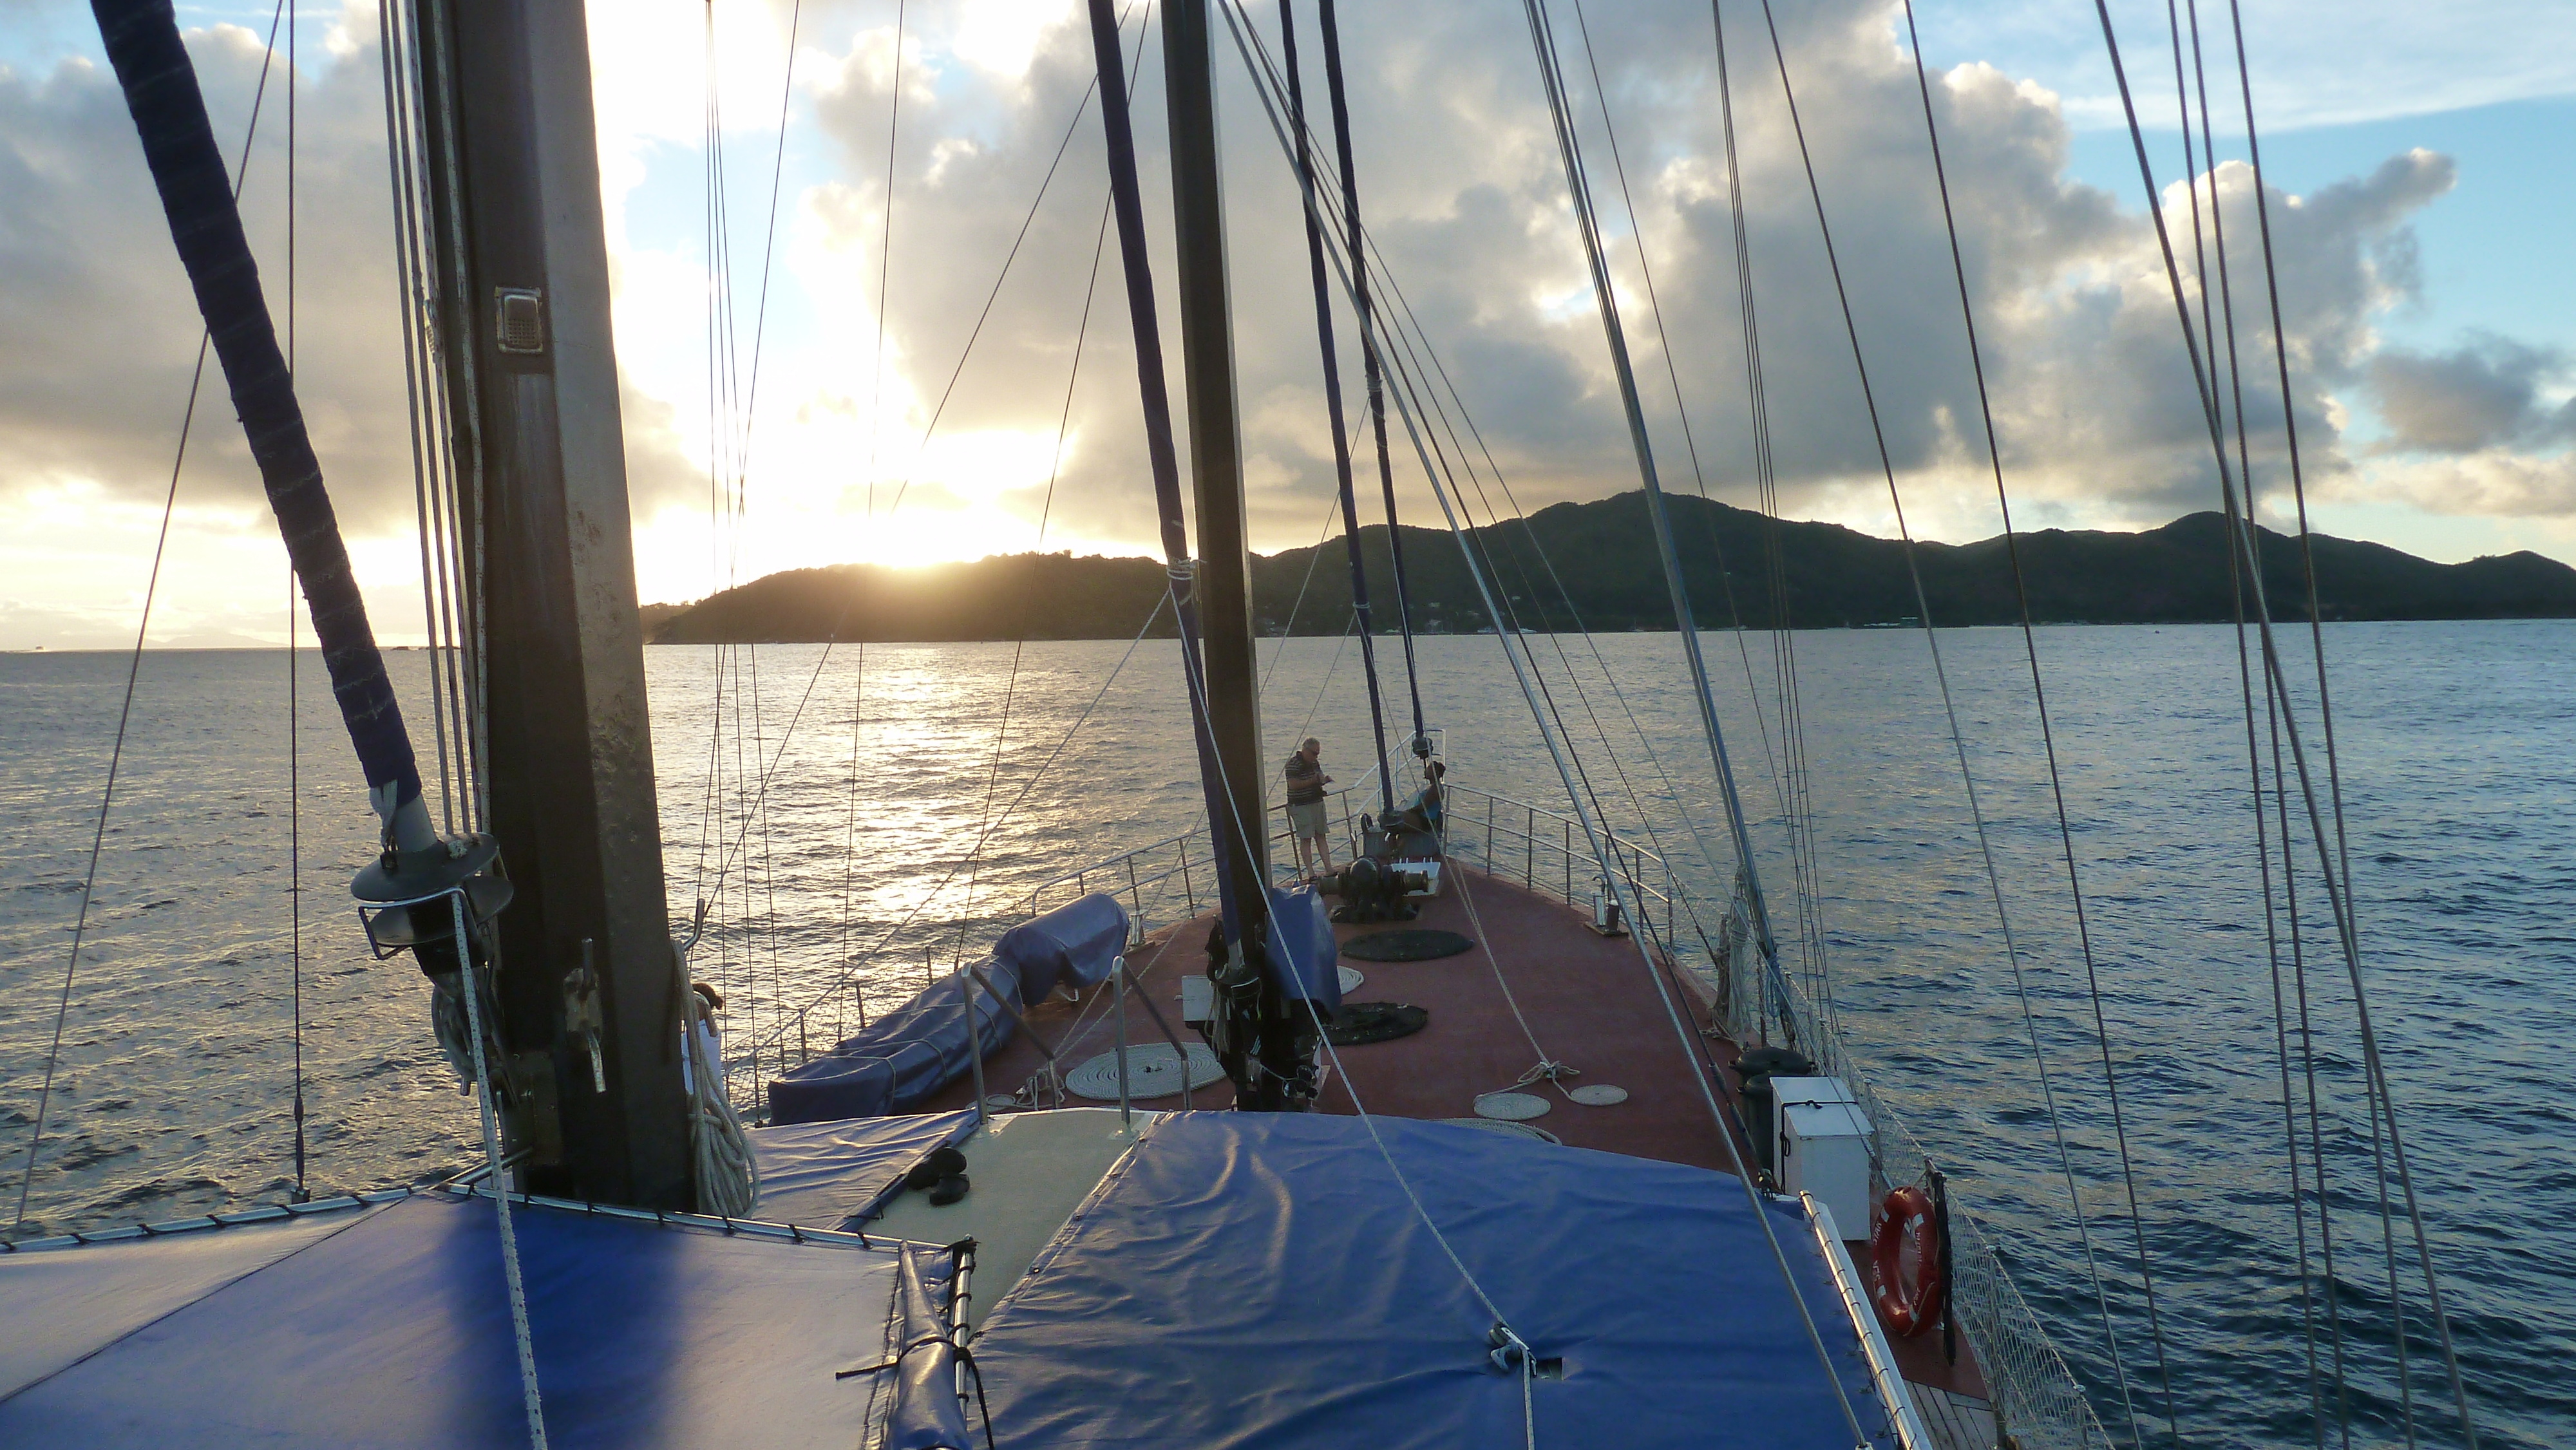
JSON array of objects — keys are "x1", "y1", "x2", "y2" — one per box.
[
  {"x1": 916, "y1": 862, "x2": 1993, "y2": 1420},
  {"x1": 921, "y1": 864, "x2": 1740, "y2": 1169}
]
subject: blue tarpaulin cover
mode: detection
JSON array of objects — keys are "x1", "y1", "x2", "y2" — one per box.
[
  {"x1": 0, "y1": 1192, "x2": 927, "y2": 1447},
  {"x1": 971, "y1": 1111, "x2": 1895, "y2": 1449},
  {"x1": 1264, "y1": 885, "x2": 1341, "y2": 1012},
  {"x1": 995, "y1": 892, "x2": 1128, "y2": 1002},
  {"x1": 752, "y1": 1107, "x2": 980, "y2": 1228},
  {"x1": 768, "y1": 957, "x2": 1021, "y2": 1125},
  {"x1": 0, "y1": 1203, "x2": 388, "y2": 1401},
  {"x1": 769, "y1": 894, "x2": 1128, "y2": 1126}
]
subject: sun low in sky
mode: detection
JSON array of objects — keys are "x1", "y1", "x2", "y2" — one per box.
[{"x1": 3, "y1": 0, "x2": 2573, "y2": 648}]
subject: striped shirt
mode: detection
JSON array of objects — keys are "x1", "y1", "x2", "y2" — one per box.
[{"x1": 1283, "y1": 751, "x2": 1325, "y2": 806}]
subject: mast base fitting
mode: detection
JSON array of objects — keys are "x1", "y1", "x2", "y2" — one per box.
[
  {"x1": 351, "y1": 833, "x2": 515, "y2": 957},
  {"x1": 1321, "y1": 857, "x2": 1425, "y2": 924}
]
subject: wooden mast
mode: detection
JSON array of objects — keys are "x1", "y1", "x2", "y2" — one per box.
[
  {"x1": 413, "y1": 0, "x2": 690, "y2": 1208},
  {"x1": 1162, "y1": 0, "x2": 1312, "y2": 1109},
  {"x1": 1163, "y1": 0, "x2": 1271, "y2": 918}
]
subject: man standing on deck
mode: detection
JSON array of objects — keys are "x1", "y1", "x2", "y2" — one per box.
[{"x1": 1285, "y1": 737, "x2": 1334, "y2": 880}]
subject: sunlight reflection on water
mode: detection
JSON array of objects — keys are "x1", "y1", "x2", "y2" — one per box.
[{"x1": 2, "y1": 621, "x2": 2570, "y2": 1445}]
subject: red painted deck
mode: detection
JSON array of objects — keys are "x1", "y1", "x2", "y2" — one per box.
[
  {"x1": 920, "y1": 865, "x2": 1742, "y2": 1171},
  {"x1": 914, "y1": 862, "x2": 1985, "y2": 1406}
]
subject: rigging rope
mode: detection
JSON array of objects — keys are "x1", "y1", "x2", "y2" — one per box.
[
  {"x1": 733, "y1": 6, "x2": 1160, "y2": 1089},
  {"x1": 1748, "y1": 0, "x2": 2188, "y2": 1435},
  {"x1": 285, "y1": 0, "x2": 308, "y2": 1205},
  {"x1": 379, "y1": 0, "x2": 457, "y2": 836},
  {"x1": 1693, "y1": 0, "x2": 1826, "y2": 1014},
  {"x1": 1887, "y1": 1, "x2": 2164, "y2": 1435},
  {"x1": 2223, "y1": 0, "x2": 2358, "y2": 1434},
  {"x1": 1226, "y1": 5, "x2": 1793, "y2": 1107},
  {"x1": 1213, "y1": 17, "x2": 1872, "y2": 1435},
  {"x1": 1562, "y1": 0, "x2": 1792, "y2": 835},
  {"x1": 1314, "y1": 0, "x2": 1428, "y2": 753},
  {"x1": 1220, "y1": 0, "x2": 1760, "y2": 1044},
  {"x1": 1463, "y1": 0, "x2": 1803, "y2": 1024},
  {"x1": 1220, "y1": 2, "x2": 1761, "y2": 1015},
  {"x1": 1276, "y1": 0, "x2": 1396, "y2": 820},
  {"x1": 1510, "y1": 8, "x2": 1869, "y2": 1438},
  {"x1": 2161, "y1": 2, "x2": 2340, "y2": 1439},
  {"x1": 15, "y1": 0, "x2": 290, "y2": 1233},
  {"x1": 697, "y1": 0, "x2": 1150, "y2": 911},
  {"x1": 2088, "y1": 3, "x2": 2482, "y2": 1440},
  {"x1": 947, "y1": 159, "x2": 1122, "y2": 965},
  {"x1": 450, "y1": 897, "x2": 549, "y2": 1449},
  {"x1": 410, "y1": 0, "x2": 494, "y2": 838},
  {"x1": 1518, "y1": 0, "x2": 1790, "y2": 1000}
]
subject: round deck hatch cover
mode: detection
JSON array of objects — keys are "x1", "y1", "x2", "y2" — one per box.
[
  {"x1": 1341, "y1": 928, "x2": 1476, "y2": 963},
  {"x1": 1064, "y1": 1042, "x2": 1226, "y2": 1101},
  {"x1": 1473, "y1": 1090, "x2": 1551, "y2": 1121},
  {"x1": 1566, "y1": 1084, "x2": 1629, "y2": 1106},
  {"x1": 1323, "y1": 1001, "x2": 1428, "y2": 1047}
]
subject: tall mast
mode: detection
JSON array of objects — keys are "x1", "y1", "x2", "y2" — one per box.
[
  {"x1": 413, "y1": 0, "x2": 688, "y2": 1207},
  {"x1": 1087, "y1": 0, "x2": 1308, "y2": 1109},
  {"x1": 1162, "y1": 0, "x2": 1273, "y2": 919}
]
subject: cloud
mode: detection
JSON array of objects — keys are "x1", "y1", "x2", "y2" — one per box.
[
  {"x1": 0, "y1": 24, "x2": 425, "y2": 533},
  {"x1": 2343, "y1": 450, "x2": 2576, "y2": 519},
  {"x1": 2366, "y1": 337, "x2": 2574, "y2": 454},
  {"x1": 5, "y1": 0, "x2": 2571, "y2": 650}
]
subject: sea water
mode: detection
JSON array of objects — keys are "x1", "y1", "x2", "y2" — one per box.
[{"x1": 2, "y1": 622, "x2": 2568, "y2": 1447}]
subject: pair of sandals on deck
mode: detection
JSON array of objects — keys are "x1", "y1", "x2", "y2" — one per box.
[{"x1": 902, "y1": 1145, "x2": 971, "y2": 1207}]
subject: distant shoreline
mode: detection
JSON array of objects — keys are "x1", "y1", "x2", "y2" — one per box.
[
  {"x1": 14, "y1": 616, "x2": 2576, "y2": 656},
  {"x1": 643, "y1": 492, "x2": 2576, "y2": 646}
]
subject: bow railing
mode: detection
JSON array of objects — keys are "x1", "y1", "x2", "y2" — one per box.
[{"x1": 726, "y1": 769, "x2": 2110, "y2": 1448}]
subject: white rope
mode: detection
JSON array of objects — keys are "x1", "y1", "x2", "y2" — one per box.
[
  {"x1": 681, "y1": 963, "x2": 759, "y2": 1218},
  {"x1": 1444, "y1": 862, "x2": 1575, "y2": 1096},
  {"x1": 450, "y1": 894, "x2": 547, "y2": 1449}
]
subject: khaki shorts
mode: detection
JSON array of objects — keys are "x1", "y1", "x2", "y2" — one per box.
[{"x1": 1288, "y1": 800, "x2": 1329, "y2": 841}]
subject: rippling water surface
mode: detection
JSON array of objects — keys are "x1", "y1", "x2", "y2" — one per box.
[{"x1": 3, "y1": 622, "x2": 2569, "y2": 1447}]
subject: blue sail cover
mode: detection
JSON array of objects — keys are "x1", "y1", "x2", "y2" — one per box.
[
  {"x1": 769, "y1": 959, "x2": 1023, "y2": 1125},
  {"x1": 972, "y1": 1112, "x2": 1896, "y2": 1449},
  {"x1": 0, "y1": 1192, "x2": 946, "y2": 1447},
  {"x1": 1265, "y1": 884, "x2": 1341, "y2": 1012},
  {"x1": 994, "y1": 892, "x2": 1128, "y2": 1001},
  {"x1": 769, "y1": 894, "x2": 1127, "y2": 1126}
]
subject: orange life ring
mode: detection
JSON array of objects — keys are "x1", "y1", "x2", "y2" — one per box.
[{"x1": 1870, "y1": 1185, "x2": 1944, "y2": 1338}]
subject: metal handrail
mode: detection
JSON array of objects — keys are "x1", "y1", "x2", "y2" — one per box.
[{"x1": 724, "y1": 771, "x2": 2111, "y2": 1449}]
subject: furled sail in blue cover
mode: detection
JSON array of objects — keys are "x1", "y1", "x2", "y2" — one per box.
[
  {"x1": 1265, "y1": 883, "x2": 1341, "y2": 1012},
  {"x1": 768, "y1": 894, "x2": 1129, "y2": 1125},
  {"x1": 994, "y1": 890, "x2": 1128, "y2": 1001}
]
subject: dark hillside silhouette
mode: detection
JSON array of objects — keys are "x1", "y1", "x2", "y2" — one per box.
[{"x1": 647, "y1": 491, "x2": 2576, "y2": 643}]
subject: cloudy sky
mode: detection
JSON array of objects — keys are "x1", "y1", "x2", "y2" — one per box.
[{"x1": 2, "y1": 0, "x2": 2571, "y2": 647}]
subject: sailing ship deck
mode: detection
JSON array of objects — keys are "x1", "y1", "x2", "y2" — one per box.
[
  {"x1": 915, "y1": 863, "x2": 1989, "y2": 1415},
  {"x1": 918, "y1": 864, "x2": 1739, "y2": 1164}
]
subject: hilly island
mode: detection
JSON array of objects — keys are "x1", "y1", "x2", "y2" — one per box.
[{"x1": 646, "y1": 491, "x2": 2576, "y2": 643}]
